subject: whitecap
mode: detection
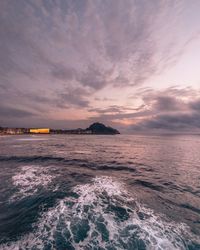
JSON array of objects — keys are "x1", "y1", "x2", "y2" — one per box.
[
  {"x1": 10, "y1": 165, "x2": 55, "y2": 201},
  {"x1": 2, "y1": 176, "x2": 199, "y2": 250}
]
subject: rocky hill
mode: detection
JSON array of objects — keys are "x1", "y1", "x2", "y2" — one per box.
[{"x1": 86, "y1": 123, "x2": 120, "y2": 135}]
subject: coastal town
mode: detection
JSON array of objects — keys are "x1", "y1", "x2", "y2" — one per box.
[
  {"x1": 0, "y1": 127, "x2": 92, "y2": 135},
  {"x1": 0, "y1": 123, "x2": 120, "y2": 135}
]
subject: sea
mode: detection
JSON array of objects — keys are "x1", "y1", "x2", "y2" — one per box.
[{"x1": 0, "y1": 134, "x2": 199, "y2": 250}]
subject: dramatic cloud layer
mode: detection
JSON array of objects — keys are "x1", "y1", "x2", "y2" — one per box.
[
  {"x1": 86, "y1": 87, "x2": 200, "y2": 133},
  {"x1": 0, "y1": 0, "x2": 200, "y2": 131},
  {"x1": 129, "y1": 87, "x2": 200, "y2": 133}
]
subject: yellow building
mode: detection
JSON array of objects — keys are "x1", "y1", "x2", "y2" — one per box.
[{"x1": 30, "y1": 128, "x2": 50, "y2": 134}]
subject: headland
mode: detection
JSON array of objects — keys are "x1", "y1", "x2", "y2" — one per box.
[{"x1": 0, "y1": 123, "x2": 120, "y2": 135}]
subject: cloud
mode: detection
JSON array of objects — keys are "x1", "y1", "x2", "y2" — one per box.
[
  {"x1": 89, "y1": 104, "x2": 146, "y2": 117},
  {"x1": 0, "y1": 105, "x2": 36, "y2": 118},
  {"x1": 56, "y1": 86, "x2": 91, "y2": 108},
  {"x1": 78, "y1": 66, "x2": 113, "y2": 90},
  {"x1": 133, "y1": 112, "x2": 200, "y2": 132},
  {"x1": 51, "y1": 65, "x2": 75, "y2": 81},
  {"x1": 0, "y1": 0, "x2": 199, "y2": 128},
  {"x1": 0, "y1": 0, "x2": 190, "y2": 88},
  {"x1": 129, "y1": 87, "x2": 200, "y2": 132},
  {"x1": 190, "y1": 99, "x2": 200, "y2": 111},
  {"x1": 89, "y1": 105, "x2": 134, "y2": 114},
  {"x1": 152, "y1": 96, "x2": 185, "y2": 112},
  {"x1": 87, "y1": 87, "x2": 200, "y2": 133}
]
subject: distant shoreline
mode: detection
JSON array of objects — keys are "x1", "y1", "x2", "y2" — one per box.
[
  {"x1": 0, "y1": 122, "x2": 120, "y2": 136},
  {"x1": 0, "y1": 133, "x2": 120, "y2": 136}
]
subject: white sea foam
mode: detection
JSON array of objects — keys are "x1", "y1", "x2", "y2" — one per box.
[
  {"x1": 10, "y1": 165, "x2": 54, "y2": 200},
  {"x1": 2, "y1": 176, "x2": 199, "y2": 250}
]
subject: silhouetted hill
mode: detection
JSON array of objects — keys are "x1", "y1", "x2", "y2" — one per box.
[{"x1": 87, "y1": 122, "x2": 120, "y2": 135}]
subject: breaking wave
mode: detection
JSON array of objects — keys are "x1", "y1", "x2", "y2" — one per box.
[
  {"x1": 10, "y1": 165, "x2": 55, "y2": 201},
  {"x1": 2, "y1": 176, "x2": 199, "y2": 250}
]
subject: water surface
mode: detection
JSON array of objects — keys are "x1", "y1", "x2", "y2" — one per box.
[{"x1": 0, "y1": 134, "x2": 200, "y2": 249}]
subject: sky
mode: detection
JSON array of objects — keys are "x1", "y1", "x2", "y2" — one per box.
[{"x1": 0, "y1": 0, "x2": 200, "y2": 133}]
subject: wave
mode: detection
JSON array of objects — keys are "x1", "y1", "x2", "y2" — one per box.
[
  {"x1": 1, "y1": 176, "x2": 199, "y2": 250},
  {"x1": 0, "y1": 155, "x2": 65, "y2": 163},
  {"x1": 0, "y1": 156, "x2": 138, "y2": 174},
  {"x1": 134, "y1": 179, "x2": 164, "y2": 192},
  {"x1": 10, "y1": 165, "x2": 57, "y2": 201},
  {"x1": 97, "y1": 164, "x2": 136, "y2": 172}
]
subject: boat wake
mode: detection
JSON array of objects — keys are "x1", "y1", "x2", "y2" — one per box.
[{"x1": 2, "y1": 176, "x2": 199, "y2": 250}]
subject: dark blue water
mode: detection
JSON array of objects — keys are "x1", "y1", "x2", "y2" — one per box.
[{"x1": 0, "y1": 134, "x2": 200, "y2": 249}]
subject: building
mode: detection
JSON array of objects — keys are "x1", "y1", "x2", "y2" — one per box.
[
  {"x1": 0, "y1": 128, "x2": 25, "y2": 135},
  {"x1": 29, "y1": 128, "x2": 50, "y2": 134}
]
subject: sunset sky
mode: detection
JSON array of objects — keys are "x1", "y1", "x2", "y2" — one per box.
[{"x1": 1, "y1": 0, "x2": 200, "y2": 133}]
